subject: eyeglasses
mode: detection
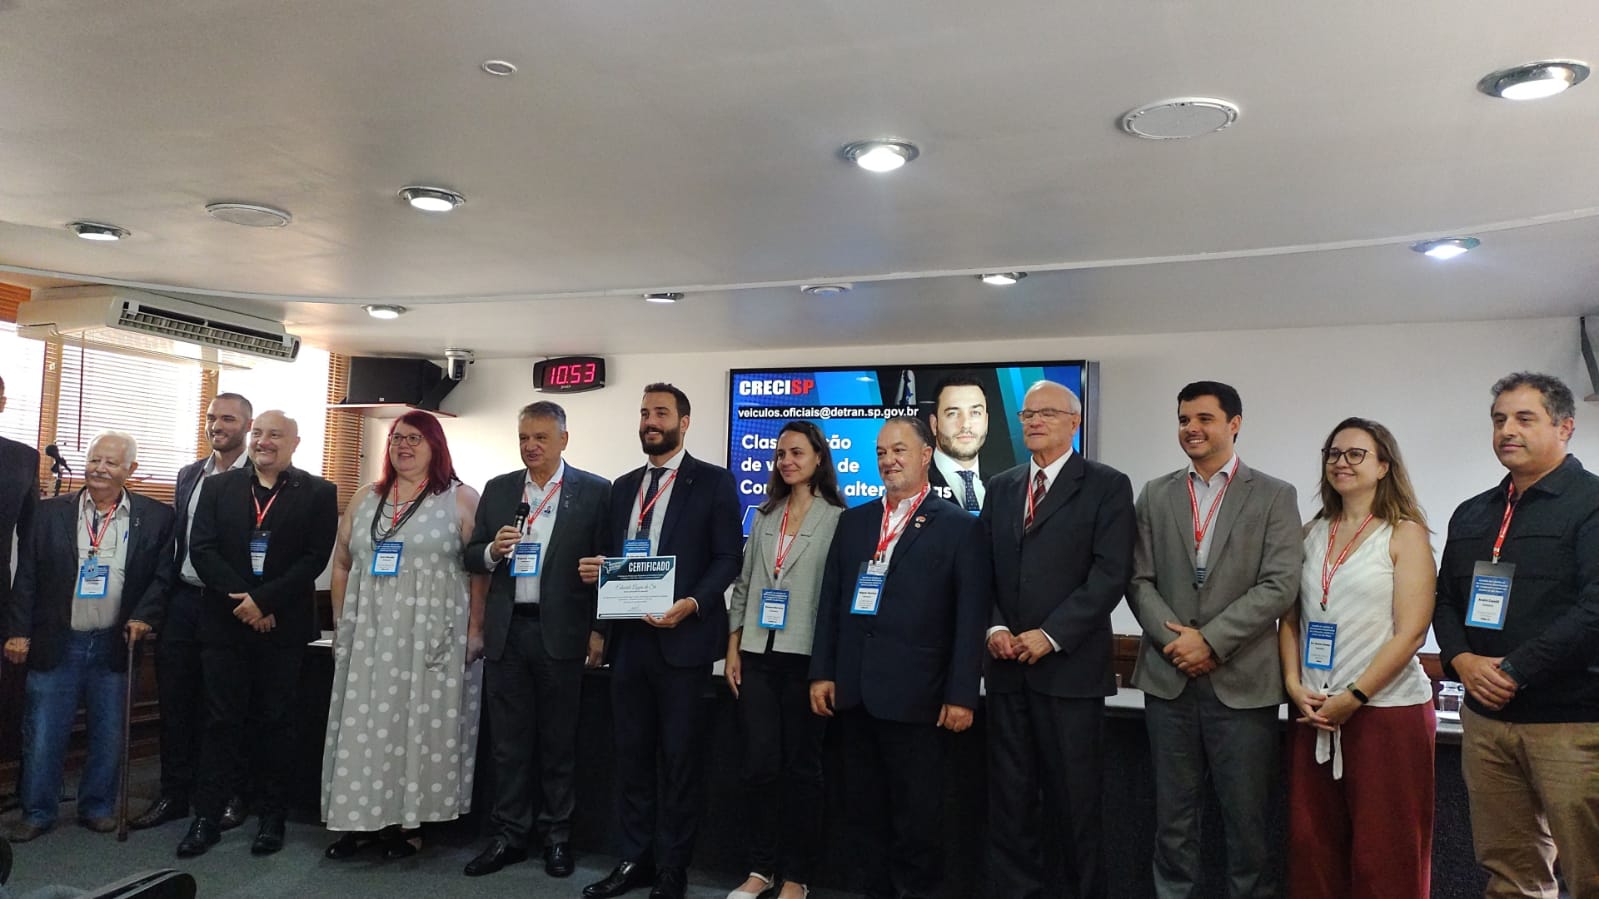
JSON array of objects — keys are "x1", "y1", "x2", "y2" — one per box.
[
  {"x1": 388, "y1": 433, "x2": 425, "y2": 448},
  {"x1": 1322, "y1": 448, "x2": 1370, "y2": 466},
  {"x1": 1017, "y1": 408, "x2": 1078, "y2": 423}
]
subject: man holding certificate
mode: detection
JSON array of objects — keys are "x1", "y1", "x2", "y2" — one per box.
[{"x1": 578, "y1": 383, "x2": 742, "y2": 899}]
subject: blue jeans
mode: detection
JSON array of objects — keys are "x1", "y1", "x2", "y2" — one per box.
[{"x1": 20, "y1": 629, "x2": 127, "y2": 827}]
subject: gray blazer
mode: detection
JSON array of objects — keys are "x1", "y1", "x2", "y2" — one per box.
[
  {"x1": 1127, "y1": 461, "x2": 1303, "y2": 708},
  {"x1": 728, "y1": 498, "x2": 843, "y2": 656}
]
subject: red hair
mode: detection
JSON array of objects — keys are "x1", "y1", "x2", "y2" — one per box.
[{"x1": 375, "y1": 411, "x2": 460, "y2": 497}]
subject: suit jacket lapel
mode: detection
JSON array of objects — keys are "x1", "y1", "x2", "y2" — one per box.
[
  {"x1": 544, "y1": 472, "x2": 578, "y2": 578},
  {"x1": 770, "y1": 497, "x2": 825, "y2": 574},
  {"x1": 658, "y1": 455, "x2": 694, "y2": 549},
  {"x1": 885, "y1": 494, "x2": 933, "y2": 578},
  {"x1": 1203, "y1": 463, "x2": 1253, "y2": 567},
  {"x1": 1167, "y1": 470, "x2": 1198, "y2": 568},
  {"x1": 1025, "y1": 455, "x2": 1084, "y2": 536}
]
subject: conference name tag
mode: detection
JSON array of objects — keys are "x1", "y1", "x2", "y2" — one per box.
[
  {"x1": 77, "y1": 559, "x2": 109, "y2": 599},
  {"x1": 622, "y1": 538, "x2": 651, "y2": 558},
  {"x1": 759, "y1": 588, "x2": 788, "y2": 629},
  {"x1": 1303, "y1": 621, "x2": 1337, "y2": 670},
  {"x1": 512, "y1": 541, "x2": 542, "y2": 578},
  {"x1": 1467, "y1": 561, "x2": 1513, "y2": 630},
  {"x1": 371, "y1": 541, "x2": 403, "y2": 576},
  {"x1": 250, "y1": 530, "x2": 270, "y2": 576},
  {"x1": 852, "y1": 563, "x2": 887, "y2": 616}
]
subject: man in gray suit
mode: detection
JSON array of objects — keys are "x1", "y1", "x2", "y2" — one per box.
[
  {"x1": 462, "y1": 401, "x2": 610, "y2": 879},
  {"x1": 1128, "y1": 381, "x2": 1302, "y2": 899}
]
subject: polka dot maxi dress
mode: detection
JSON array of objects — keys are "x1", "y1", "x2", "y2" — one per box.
[{"x1": 321, "y1": 484, "x2": 482, "y2": 831}]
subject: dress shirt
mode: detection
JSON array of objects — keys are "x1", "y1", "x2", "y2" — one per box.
[
  {"x1": 625, "y1": 448, "x2": 692, "y2": 610},
  {"x1": 1186, "y1": 454, "x2": 1239, "y2": 573},
  {"x1": 986, "y1": 450, "x2": 1074, "y2": 650},
  {"x1": 484, "y1": 461, "x2": 566, "y2": 605},
  {"x1": 875, "y1": 489, "x2": 927, "y2": 567},
  {"x1": 72, "y1": 489, "x2": 131, "y2": 631},
  {"x1": 181, "y1": 452, "x2": 249, "y2": 586},
  {"x1": 933, "y1": 450, "x2": 984, "y2": 510}
]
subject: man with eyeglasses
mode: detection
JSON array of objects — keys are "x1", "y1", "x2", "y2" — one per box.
[
  {"x1": 978, "y1": 381, "x2": 1134, "y2": 899},
  {"x1": 1127, "y1": 381, "x2": 1302, "y2": 898},
  {"x1": 1432, "y1": 373, "x2": 1599, "y2": 897}
]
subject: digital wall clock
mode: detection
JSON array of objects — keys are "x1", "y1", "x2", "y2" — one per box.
[{"x1": 534, "y1": 356, "x2": 606, "y2": 393}]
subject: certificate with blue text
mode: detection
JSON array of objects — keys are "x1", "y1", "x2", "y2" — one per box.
[{"x1": 597, "y1": 555, "x2": 677, "y2": 619}]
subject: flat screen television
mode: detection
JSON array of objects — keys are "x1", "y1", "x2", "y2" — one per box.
[{"x1": 727, "y1": 360, "x2": 1097, "y2": 534}]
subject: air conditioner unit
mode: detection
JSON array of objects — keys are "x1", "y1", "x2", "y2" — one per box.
[{"x1": 17, "y1": 287, "x2": 301, "y2": 369}]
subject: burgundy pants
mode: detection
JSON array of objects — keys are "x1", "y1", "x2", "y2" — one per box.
[{"x1": 1286, "y1": 701, "x2": 1435, "y2": 899}]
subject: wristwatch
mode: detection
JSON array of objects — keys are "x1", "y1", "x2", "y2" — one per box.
[{"x1": 1346, "y1": 682, "x2": 1370, "y2": 704}]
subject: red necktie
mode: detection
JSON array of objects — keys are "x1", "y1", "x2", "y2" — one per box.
[{"x1": 1024, "y1": 469, "x2": 1047, "y2": 529}]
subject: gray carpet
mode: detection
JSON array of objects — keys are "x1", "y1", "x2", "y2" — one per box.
[{"x1": 3, "y1": 761, "x2": 846, "y2": 898}]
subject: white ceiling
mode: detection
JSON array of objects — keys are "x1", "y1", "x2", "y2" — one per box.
[{"x1": 1, "y1": 0, "x2": 1597, "y2": 357}]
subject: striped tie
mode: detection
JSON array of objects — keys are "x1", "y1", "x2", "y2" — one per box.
[
  {"x1": 1024, "y1": 469, "x2": 1047, "y2": 529},
  {"x1": 957, "y1": 470, "x2": 980, "y2": 513},
  {"x1": 635, "y1": 467, "x2": 666, "y2": 540}
]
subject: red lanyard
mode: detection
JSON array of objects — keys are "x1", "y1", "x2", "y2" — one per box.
[
  {"x1": 634, "y1": 469, "x2": 678, "y2": 534},
  {"x1": 1320, "y1": 513, "x2": 1375, "y2": 610},
  {"x1": 253, "y1": 485, "x2": 281, "y2": 529},
  {"x1": 391, "y1": 481, "x2": 429, "y2": 529},
  {"x1": 1186, "y1": 457, "x2": 1239, "y2": 553},
  {"x1": 773, "y1": 502, "x2": 797, "y2": 580},
  {"x1": 521, "y1": 478, "x2": 563, "y2": 532},
  {"x1": 84, "y1": 497, "x2": 120, "y2": 553},
  {"x1": 876, "y1": 485, "x2": 929, "y2": 560},
  {"x1": 1493, "y1": 483, "x2": 1518, "y2": 564}
]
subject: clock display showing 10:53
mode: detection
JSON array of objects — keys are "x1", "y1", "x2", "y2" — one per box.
[{"x1": 534, "y1": 356, "x2": 607, "y2": 393}]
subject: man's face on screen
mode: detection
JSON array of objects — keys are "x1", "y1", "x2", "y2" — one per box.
[{"x1": 932, "y1": 384, "x2": 988, "y2": 463}]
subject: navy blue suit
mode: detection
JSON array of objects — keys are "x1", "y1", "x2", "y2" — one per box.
[
  {"x1": 809, "y1": 491, "x2": 984, "y2": 899},
  {"x1": 603, "y1": 451, "x2": 742, "y2": 868}
]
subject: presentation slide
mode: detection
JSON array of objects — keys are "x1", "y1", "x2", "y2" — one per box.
[{"x1": 727, "y1": 361, "x2": 1094, "y2": 534}]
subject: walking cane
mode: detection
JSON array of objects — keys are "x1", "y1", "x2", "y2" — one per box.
[{"x1": 117, "y1": 629, "x2": 138, "y2": 842}]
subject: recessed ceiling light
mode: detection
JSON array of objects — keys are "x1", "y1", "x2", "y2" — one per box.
[
  {"x1": 978, "y1": 272, "x2": 1027, "y2": 286},
  {"x1": 842, "y1": 139, "x2": 919, "y2": 173},
  {"x1": 801, "y1": 284, "x2": 852, "y2": 296},
  {"x1": 481, "y1": 59, "x2": 518, "y2": 77},
  {"x1": 398, "y1": 186, "x2": 466, "y2": 213},
  {"x1": 364, "y1": 304, "x2": 408, "y2": 319},
  {"x1": 205, "y1": 202, "x2": 292, "y2": 228},
  {"x1": 67, "y1": 221, "x2": 129, "y2": 241},
  {"x1": 1478, "y1": 60, "x2": 1589, "y2": 100},
  {"x1": 643, "y1": 292, "x2": 683, "y2": 304},
  {"x1": 1411, "y1": 237, "x2": 1480, "y2": 260},
  {"x1": 1121, "y1": 98, "x2": 1241, "y2": 140}
]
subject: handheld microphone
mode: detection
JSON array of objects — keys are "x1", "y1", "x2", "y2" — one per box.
[
  {"x1": 45, "y1": 444, "x2": 73, "y2": 473},
  {"x1": 513, "y1": 501, "x2": 531, "y2": 532}
]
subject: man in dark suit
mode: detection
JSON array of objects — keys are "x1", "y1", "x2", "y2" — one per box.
[
  {"x1": 462, "y1": 401, "x2": 610, "y2": 879},
  {"x1": 175, "y1": 410, "x2": 337, "y2": 859},
  {"x1": 809, "y1": 416, "x2": 985, "y2": 899},
  {"x1": 0, "y1": 375, "x2": 41, "y2": 770},
  {"x1": 2, "y1": 431, "x2": 174, "y2": 842},
  {"x1": 579, "y1": 383, "x2": 742, "y2": 899},
  {"x1": 130, "y1": 392, "x2": 252, "y2": 831},
  {"x1": 978, "y1": 381, "x2": 1135, "y2": 899}
]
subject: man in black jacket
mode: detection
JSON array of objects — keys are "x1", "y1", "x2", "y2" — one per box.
[
  {"x1": 175, "y1": 410, "x2": 337, "y2": 858},
  {"x1": 3, "y1": 431, "x2": 174, "y2": 842},
  {"x1": 462, "y1": 401, "x2": 610, "y2": 879}
]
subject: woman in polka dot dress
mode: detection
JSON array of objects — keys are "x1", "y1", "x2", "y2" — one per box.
[{"x1": 320, "y1": 411, "x2": 486, "y2": 859}]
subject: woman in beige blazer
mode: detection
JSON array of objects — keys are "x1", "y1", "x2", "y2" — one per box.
[{"x1": 723, "y1": 421, "x2": 846, "y2": 899}]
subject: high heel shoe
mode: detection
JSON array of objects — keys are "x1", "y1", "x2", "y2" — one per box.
[{"x1": 324, "y1": 831, "x2": 379, "y2": 860}]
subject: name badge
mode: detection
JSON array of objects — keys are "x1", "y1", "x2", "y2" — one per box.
[
  {"x1": 250, "y1": 530, "x2": 270, "y2": 577},
  {"x1": 512, "y1": 541, "x2": 542, "y2": 577},
  {"x1": 852, "y1": 568, "x2": 885, "y2": 616},
  {"x1": 1468, "y1": 560, "x2": 1513, "y2": 630},
  {"x1": 759, "y1": 588, "x2": 789, "y2": 629},
  {"x1": 371, "y1": 540, "x2": 403, "y2": 576},
  {"x1": 622, "y1": 538, "x2": 651, "y2": 558},
  {"x1": 1304, "y1": 620, "x2": 1337, "y2": 670},
  {"x1": 77, "y1": 559, "x2": 109, "y2": 599}
]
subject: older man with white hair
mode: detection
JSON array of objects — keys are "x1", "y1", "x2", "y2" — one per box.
[{"x1": 2, "y1": 431, "x2": 176, "y2": 842}]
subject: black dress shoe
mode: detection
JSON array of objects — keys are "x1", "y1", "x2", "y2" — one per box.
[
  {"x1": 250, "y1": 814, "x2": 285, "y2": 856},
  {"x1": 381, "y1": 828, "x2": 422, "y2": 859},
  {"x1": 463, "y1": 838, "x2": 527, "y2": 876},
  {"x1": 544, "y1": 842, "x2": 574, "y2": 878},
  {"x1": 175, "y1": 817, "x2": 220, "y2": 858},
  {"x1": 649, "y1": 866, "x2": 687, "y2": 899},
  {"x1": 129, "y1": 797, "x2": 189, "y2": 830},
  {"x1": 582, "y1": 860, "x2": 656, "y2": 898},
  {"x1": 219, "y1": 796, "x2": 247, "y2": 831}
]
